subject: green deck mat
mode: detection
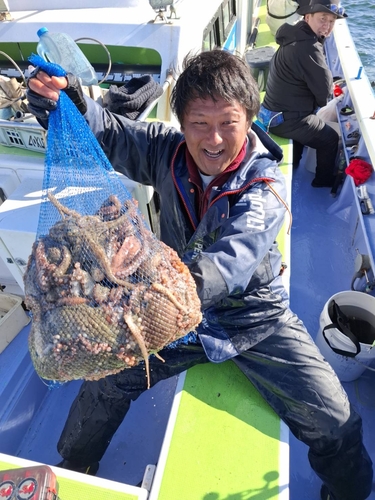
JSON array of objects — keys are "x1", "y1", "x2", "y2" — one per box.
[
  {"x1": 156, "y1": 362, "x2": 285, "y2": 500},
  {"x1": 256, "y1": 2, "x2": 278, "y2": 48},
  {"x1": 0, "y1": 144, "x2": 44, "y2": 157}
]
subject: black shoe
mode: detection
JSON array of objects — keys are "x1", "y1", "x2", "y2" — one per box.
[
  {"x1": 320, "y1": 484, "x2": 336, "y2": 500},
  {"x1": 311, "y1": 177, "x2": 335, "y2": 188},
  {"x1": 55, "y1": 459, "x2": 99, "y2": 476},
  {"x1": 340, "y1": 105, "x2": 354, "y2": 116}
]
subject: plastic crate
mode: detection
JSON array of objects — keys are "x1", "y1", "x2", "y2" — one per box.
[{"x1": 0, "y1": 293, "x2": 30, "y2": 353}]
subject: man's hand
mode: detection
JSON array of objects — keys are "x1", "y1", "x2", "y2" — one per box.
[
  {"x1": 26, "y1": 67, "x2": 87, "y2": 120},
  {"x1": 28, "y1": 67, "x2": 67, "y2": 100},
  {"x1": 26, "y1": 67, "x2": 67, "y2": 120}
]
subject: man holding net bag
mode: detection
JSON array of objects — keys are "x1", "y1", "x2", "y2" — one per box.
[{"x1": 27, "y1": 49, "x2": 372, "y2": 500}]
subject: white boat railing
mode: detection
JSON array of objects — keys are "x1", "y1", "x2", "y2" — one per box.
[
  {"x1": 327, "y1": 19, "x2": 375, "y2": 294},
  {"x1": 334, "y1": 19, "x2": 375, "y2": 167},
  {"x1": 137, "y1": 70, "x2": 175, "y2": 123}
]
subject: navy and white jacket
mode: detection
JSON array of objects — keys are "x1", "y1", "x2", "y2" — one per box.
[{"x1": 85, "y1": 98, "x2": 291, "y2": 363}]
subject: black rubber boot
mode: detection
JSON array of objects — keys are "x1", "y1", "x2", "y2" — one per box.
[
  {"x1": 320, "y1": 484, "x2": 336, "y2": 500},
  {"x1": 55, "y1": 460, "x2": 99, "y2": 476}
]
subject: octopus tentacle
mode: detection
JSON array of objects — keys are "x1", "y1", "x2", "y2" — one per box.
[
  {"x1": 151, "y1": 282, "x2": 188, "y2": 312},
  {"x1": 123, "y1": 312, "x2": 151, "y2": 389},
  {"x1": 47, "y1": 192, "x2": 82, "y2": 219}
]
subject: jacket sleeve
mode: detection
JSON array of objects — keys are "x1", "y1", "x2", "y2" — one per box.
[
  {"x1": 82, "y1": 97, "x2": 182, "y2": 186},
  {"x1": 299, "y1": 43, "x2": 333, "y2": 108},
  {"x1": 186, "y1": 159, "x2": 287, "y2": 310}
]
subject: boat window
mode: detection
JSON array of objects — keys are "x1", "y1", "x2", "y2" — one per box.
[
  {"x1": 0, "y1": 188, "x2": 5, "y2": 205},
  {"x1": 202, "y1": 0, "x2": 237, "y2": 52},
  {"x1": 223, "y1": 1, "x2": 230, "y2": 29},
  {"x1": 203, "y1": 15, "x2": 221, "y2": 51},
  {"x1": 223, "y1": 0, "x2": 237, "y2": 40},
  {"x1": 202, "y1": 30, "x2": 213, "y2": 52}
]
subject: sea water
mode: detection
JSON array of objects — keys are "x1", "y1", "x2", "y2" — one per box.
[{"x1": 346, "y1": 0, "x2": 375, "y2": 87}]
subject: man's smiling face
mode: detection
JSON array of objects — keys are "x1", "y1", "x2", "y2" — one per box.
[
  {"x1": 181, "y1": 95, "x2": 250, "y2": 176},
  {"x1": 305, "y1": 11, "x2": 337, "y2": 38}
]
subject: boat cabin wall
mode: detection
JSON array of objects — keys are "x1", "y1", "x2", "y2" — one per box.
[
  {"x1": 1, "y1": 0, "x2": 259, "y2": 123},
  {"x1": 6, "y1": 0, "x2": 156, "y2": 12}
]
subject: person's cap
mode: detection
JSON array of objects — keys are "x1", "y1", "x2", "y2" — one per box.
[{"x1": 297, "y1": 0, "x2": 347, "y2": 19}]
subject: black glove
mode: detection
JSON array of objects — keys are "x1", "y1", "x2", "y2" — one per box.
[
  {"x1": 26, "y1": 69, "x2": 87, "y2": 123},
  {"x1": 64, "y1": 73, "x2": 88, "y2": 115}
]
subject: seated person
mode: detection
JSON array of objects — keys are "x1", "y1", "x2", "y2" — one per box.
[{"x1": 260, "y1": 0, "x2": 347, "y2": 187}]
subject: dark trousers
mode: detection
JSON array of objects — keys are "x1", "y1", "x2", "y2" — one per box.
[
  {"x1": 271, "y1": 114, "x2": 339, "y2": 183},
  {"x1": 57, "y1": 312, "x2": 373, "y2": 500}
]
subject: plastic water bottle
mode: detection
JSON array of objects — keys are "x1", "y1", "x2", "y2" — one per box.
[{"x1": 36, "y1": 27, "x2": 98, "y2": 86}]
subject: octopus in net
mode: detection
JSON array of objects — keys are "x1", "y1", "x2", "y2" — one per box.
[{"x1": 24, "y1": 192, "x2": 202, "y2": 388}]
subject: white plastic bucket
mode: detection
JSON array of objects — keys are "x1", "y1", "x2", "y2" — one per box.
[{"x1": 315, "y1": 291, "x2": 375, "y2": 382}]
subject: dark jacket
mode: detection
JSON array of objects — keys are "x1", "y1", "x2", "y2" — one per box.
[
  {"x1": 85, "y1": 98, "x2": 291, "y2": 363},
  {"x1": 263, "y1": 20, "x2": 333, "y2": 113}
]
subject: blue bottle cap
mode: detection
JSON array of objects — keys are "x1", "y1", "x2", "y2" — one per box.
[{"x1": 37, "y1": 27, "x2": 49, "y2": 37}]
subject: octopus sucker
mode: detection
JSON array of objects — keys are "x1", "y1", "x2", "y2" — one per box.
[{"x1": 25, "y1": 194, "x2": 202, "y2": 385}]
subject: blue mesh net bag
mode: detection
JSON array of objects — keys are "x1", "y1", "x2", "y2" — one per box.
[{"x1": 24, "y1": 56, "x2": 201, "y2": 388}]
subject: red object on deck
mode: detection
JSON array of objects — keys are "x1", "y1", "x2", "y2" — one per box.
[
  {"x1": 333, "y1": 84, "x2": 344, "y2": 97},
  {"x1": 345, "y1": 158, "x2": 373, "y2": 186}
]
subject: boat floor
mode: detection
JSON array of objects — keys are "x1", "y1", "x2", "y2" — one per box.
[
  {"x1": 289, "y1": 159, "x2": 375, "y2": 499},
  {"x1": 2, "y1": 159, "x2": 373, "y2": 499}
]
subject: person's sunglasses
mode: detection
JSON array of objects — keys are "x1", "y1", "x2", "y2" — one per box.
[{"x1": 328, "y1": 4, "x2": 345, "y2": 16}]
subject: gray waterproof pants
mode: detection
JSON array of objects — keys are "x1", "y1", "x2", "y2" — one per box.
[
  {"x1": 270, "y1": 114, "x2": 339, "y2": 183},
  {"x1": 58, "y1": 312, "x2": 373, "y2": 500}
]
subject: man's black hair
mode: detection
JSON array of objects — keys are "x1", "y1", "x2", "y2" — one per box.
[{"x1": 171, "y1": 49, "x2": 260, "y2": 124}]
